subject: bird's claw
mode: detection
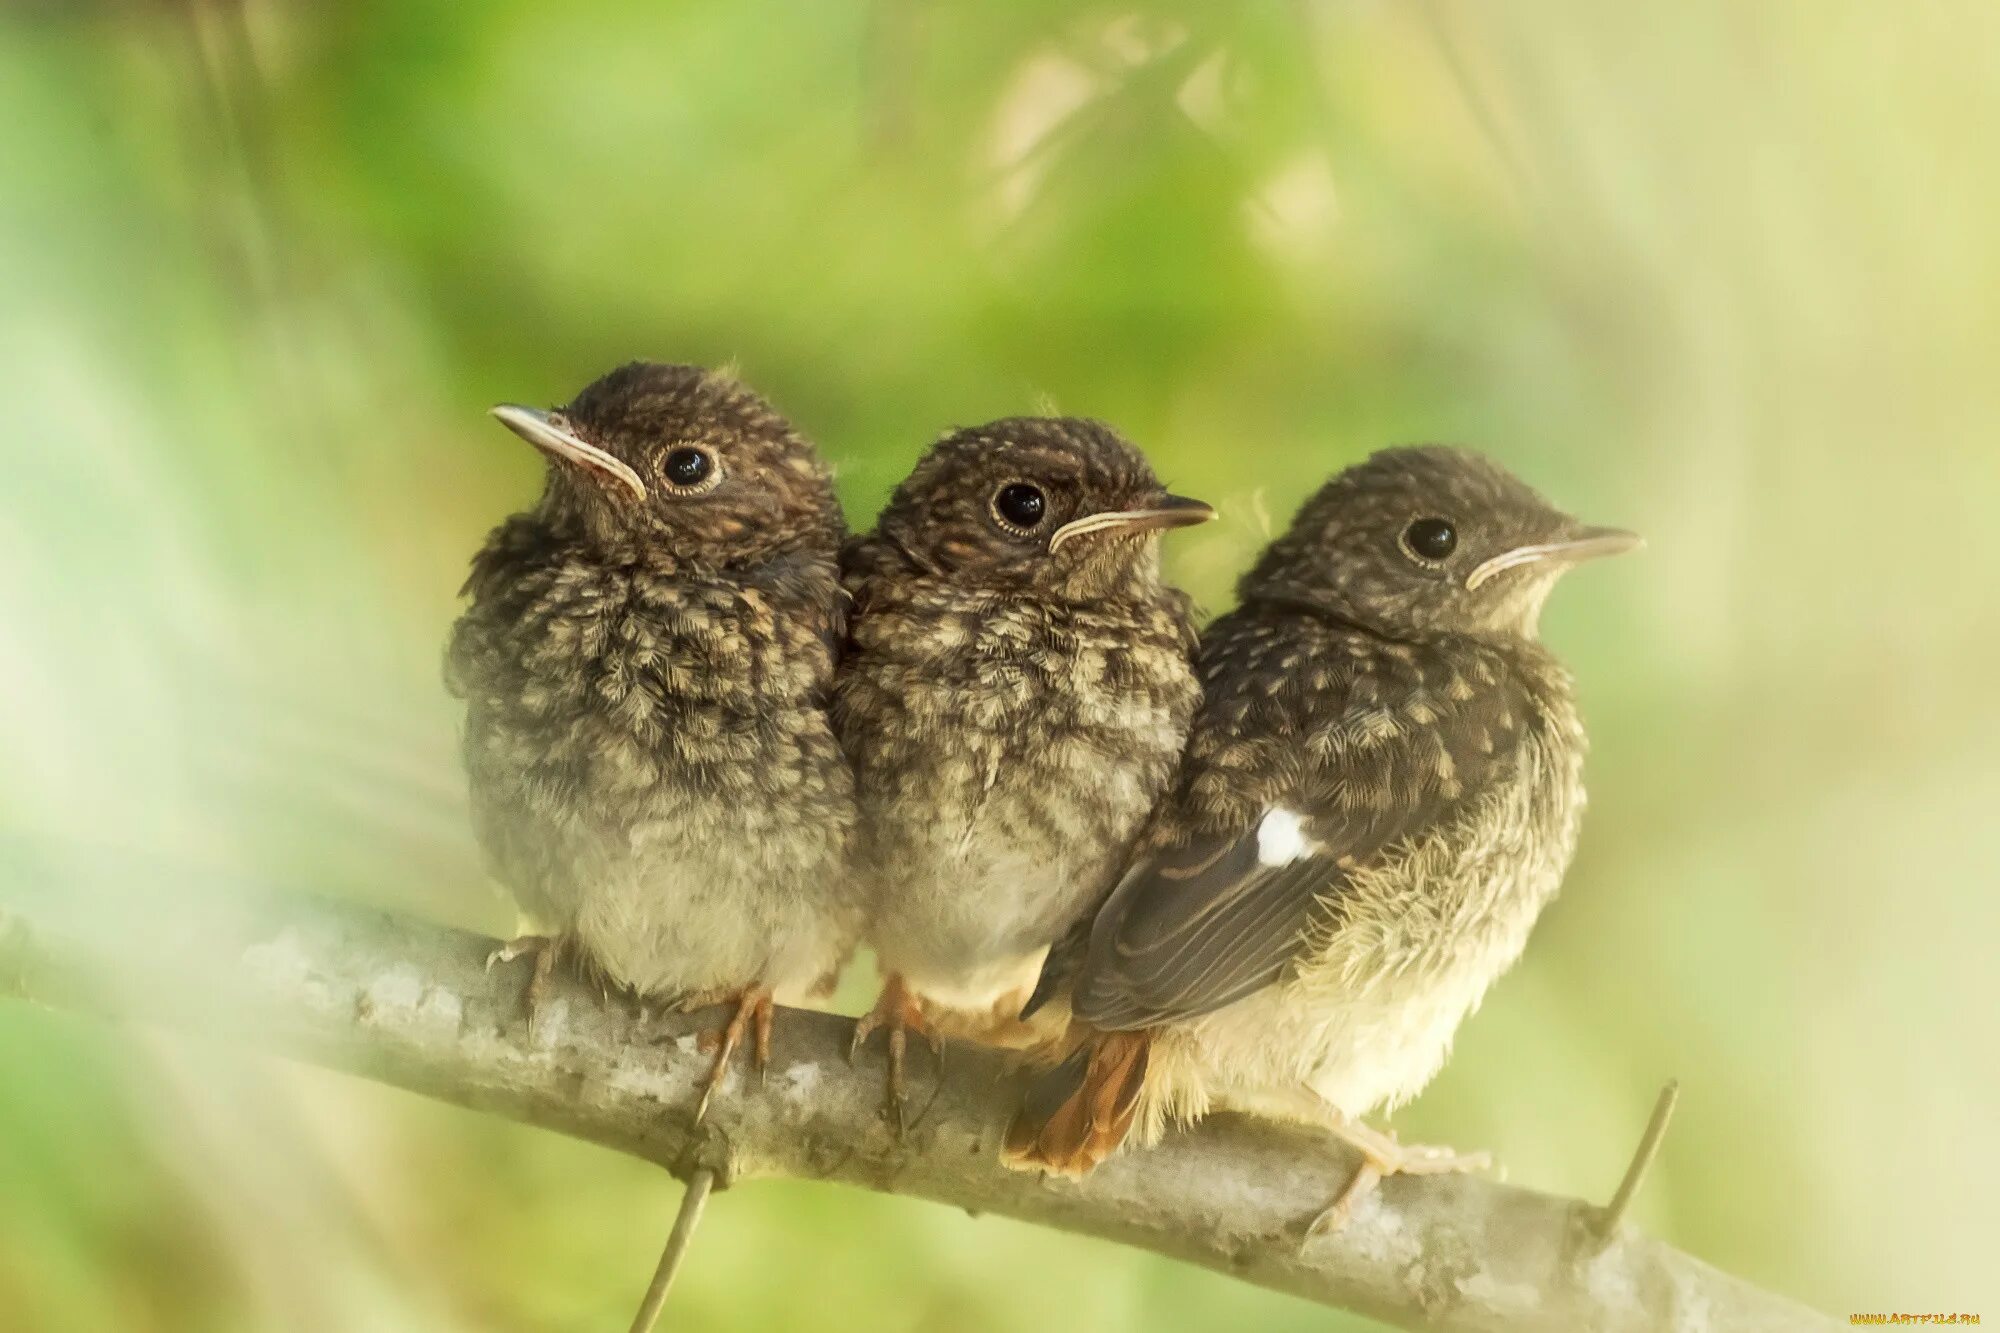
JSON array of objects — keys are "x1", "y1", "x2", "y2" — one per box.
[
  {"x1": 485, "y1": 935, "x2": 559, "y2": 1035},
  {"x1": 1302, "y1": 1122, "x2": 1493, "y2": 1245},
  {"x1": 691, "y1": 987, "x2": 774, "y2": 1126},
  {"x1": 850, "y1": 975, "x2": 939, "y2": 1134}
]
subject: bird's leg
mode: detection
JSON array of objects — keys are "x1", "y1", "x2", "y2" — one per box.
[
  {"x1": 848, "y1": 973, "x2": 941, "y2": 1133},
  {"x1": 690, "y1": 986, "x2": 773, "y2": 1125},
  {"x1": 752, "y1": 990, "x2": 774, "y2": 1087},
  {"x1": 485, "y1": 934, "x2": 560, "y2": 1035},
  {"x1": 1307, "y1": 1117, "x2": 1493, "y2": 1239}
]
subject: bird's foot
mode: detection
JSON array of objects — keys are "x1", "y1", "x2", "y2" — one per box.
[
  {"x1": 485, "y1": 934, "x2": 560, "y2": 1036},
  {"x1": 1306, "y1": 1121, "x2": 1492, "y2": 1240},
  {"x1": 690, "y1": 986, "x2": 774, "y2": 1126},
  {"x1": 848, "y1": 974, "x2": 941, "y2": 1134}
]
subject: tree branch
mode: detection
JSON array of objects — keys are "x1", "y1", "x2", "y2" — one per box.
[{"x1": 0, "y1": 878, "x2": 1830, "y2": 1333}]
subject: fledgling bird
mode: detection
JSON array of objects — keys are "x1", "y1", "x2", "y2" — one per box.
[
  {"x1": 445, "y1": 361, "x2": 856, "y2": 1119},
  {"x1": 834, "y1": 417, "x2": 1213, "y2": 1123},
  {"x1": 1004, "y1": 446, "x2": 1638, "y2": 1230}
]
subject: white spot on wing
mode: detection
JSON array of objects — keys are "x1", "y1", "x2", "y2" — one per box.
[{"x1": 1256, "y1": 807, "x2": 1313, "y2": 867}]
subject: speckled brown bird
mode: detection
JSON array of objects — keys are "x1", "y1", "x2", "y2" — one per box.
[
  {"x1": 833, "y1": 417, "x2": 1213, "y2": 1123},
  {"x1": 1004, "y1": 446, "x2": 1637, "y2": 1230},
  {"x1": 445, "y1": 361, "x2": 856, "y2": 1120}
]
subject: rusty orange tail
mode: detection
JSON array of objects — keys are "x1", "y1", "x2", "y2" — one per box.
[{"x1": 1000, "y1": 1031, "x2": 1151, "y2": 1177}]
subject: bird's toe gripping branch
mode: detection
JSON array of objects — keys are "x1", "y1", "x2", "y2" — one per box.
[
  {"x1": 1307, "y1": 1121, "x2": 1494, "y2": 1241},
  {"x1": 849, "y1": 973, "x2": 943, "y2": 1134},
  {"x1": 691, "y1": 986, "x2": 775, "y2": 1125}
]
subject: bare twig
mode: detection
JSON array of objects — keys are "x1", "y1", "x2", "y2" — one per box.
[
  {"x1": 627, "y1": 1168, "x2": 716, "y2": 1333},
  {"x1": 0, "y1": 878, "x2": 1832, "y2": 1333},
  {"x1": 1595, "y1": 1079, "x2": 1682, "y2": 1238}
]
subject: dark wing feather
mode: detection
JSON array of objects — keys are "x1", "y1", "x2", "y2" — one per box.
[
  {"x1": 1074, "y1": 641, "x2": 1526, "y2": 1032},
  {"x1": 1076, "y1": 829, "x2": 1339, "y2": 1028}
]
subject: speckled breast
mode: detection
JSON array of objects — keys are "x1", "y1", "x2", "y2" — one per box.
[{"x1": 838, "y1": 586, "x2": 1197, "y2": 980}]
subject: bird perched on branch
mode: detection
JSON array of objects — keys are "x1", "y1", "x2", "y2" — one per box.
[
  {"x1": 446, "y1": 361, "x2": 856, "y2": 1121},
  {"x1": 834, "y1": 417, "x2": 1212, "y2": 1125},
  {"x1": 1004, "y1": 446, "x2": 1637, "y2": 1232}
]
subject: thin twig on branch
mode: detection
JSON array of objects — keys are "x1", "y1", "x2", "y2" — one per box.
[
  {"x1": 1594, "y1": 1080, "x2": 1681, "y2": 1240},
  {"x1": 0, "y1": 876, "x2": 1831, "y2": 1333},
  {"x1": 628, "y1": 1167, "x2": 714, "y2": 1333}
]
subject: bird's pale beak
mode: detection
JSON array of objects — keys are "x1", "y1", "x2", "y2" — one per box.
[
  {"x1": 1465, "y1": 525, "x2": 1642, "y2": 590},
  {"x1": 1048, "y1": 493, "x2": 1217, "y2": 552},
  {"x1": 490, "y1": 404, "x2": 648, "y2": 504}
]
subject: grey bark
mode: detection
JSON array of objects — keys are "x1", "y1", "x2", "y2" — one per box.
[{"x1": 0, "y1": 877, "x2": 1830, "y2": 1332}]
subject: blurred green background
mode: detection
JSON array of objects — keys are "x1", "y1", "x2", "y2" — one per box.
[{"x1": 3, "y1": 1, "x2": 1995, "y2": 1328}]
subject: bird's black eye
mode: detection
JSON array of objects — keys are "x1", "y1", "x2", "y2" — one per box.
[
  {"x1": 662, "y1": 446, "x2": 716, "y2": 492},
  {"x1": 992, "y1": 482, "x2": 1048, "y2": 533},
  {"x1": 1403, "y1": 517, "x2": 1458, "y2": 562}
]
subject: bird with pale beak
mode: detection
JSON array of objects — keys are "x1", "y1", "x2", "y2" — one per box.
[
  {"x1": 834, "y1": 416, "x2": 1214, "y2": 1126},
  {"x1": 1006, "y1": 444, "x2": 1638, "y2": 1237},
  {"x1": 446, "y1": 361, "x2": 858, "y2": 1123}
]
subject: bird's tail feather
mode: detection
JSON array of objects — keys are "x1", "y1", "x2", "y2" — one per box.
[{"x1": 1000, "y1": 1031, "x2": 1150, "y2": 1177}]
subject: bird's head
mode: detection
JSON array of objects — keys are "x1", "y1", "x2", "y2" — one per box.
[
  {"x1": 490, "y1": 362, "x2": 843, "y2": 566},
  {"x1": 1240, "y1": 445, "x2": 1638, "y2": 639},
  {"x1": 872, "y1": 417, "x2": 1214, "y2": 598}
]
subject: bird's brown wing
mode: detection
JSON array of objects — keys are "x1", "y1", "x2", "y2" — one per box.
[{"x1": 1072, "y1": 679, "x2": 1524, "y2": 1032}]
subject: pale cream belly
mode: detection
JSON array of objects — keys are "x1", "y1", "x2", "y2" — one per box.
[
  {"x1": 863, "y1": 803, "x2": 1113, "y2": 1006},
  {"x1": 567, "y1": 813, "x2": 855, "y2": 1002},
  {"x1": 1134, "y1": 961, "x2": 1501, "y2": 1143}
]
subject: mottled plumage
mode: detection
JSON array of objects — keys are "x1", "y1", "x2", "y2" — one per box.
[
  {"x1": 834, "y1": 417, "x2": 1211, "y2": 1119},
  {"x1": 1005, "y1": 446, "x2": 1636, "y2": 1224},
  {"x1": 446, "y1": 361, "x2": 855, "y2": 1114}
]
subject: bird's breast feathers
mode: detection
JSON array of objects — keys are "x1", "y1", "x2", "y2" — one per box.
[{"x1": 838, "y1": 581, "x2": 1198, "y2": 982}]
